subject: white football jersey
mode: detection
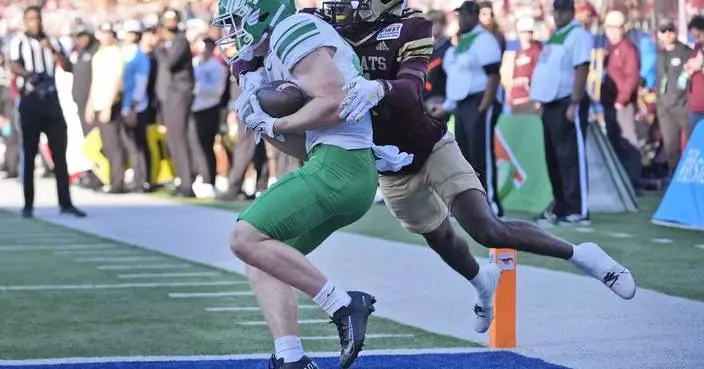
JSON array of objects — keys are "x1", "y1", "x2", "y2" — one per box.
[{"x1": 265, "y1": 13, "x2": 373, "y2": 153}]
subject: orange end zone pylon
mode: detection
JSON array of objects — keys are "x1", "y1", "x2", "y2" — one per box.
[{"x1": 488, "y1": 248, "x2": 517, "y2": 348}]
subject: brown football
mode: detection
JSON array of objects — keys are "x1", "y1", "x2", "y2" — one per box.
[{"x1": 255, "y1": 81, "x2": 308, "y2": 118}]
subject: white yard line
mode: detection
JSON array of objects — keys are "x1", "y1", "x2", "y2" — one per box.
[
  {"x1": 53, "y1": 250, "x2": 136, "y2": 256},
  {"x1": 75, "y1": 256, "x2": 165, "y2": 262},
  {"x1": 301, "y1": 334, "x2": 415, "y2": 341},
  {"x1": 237, "y1": 319, "x2": 329, "y2": 326},
  {"x1": 651, "y1": 238, "x2": 674, "y2": 244},
  {"x1": 205, "y1": 305, "x2": 318, "y2": 312},
  {"x1": 0, "y1": 281, "x2": 241, "y2": 291},
  {"x1": 695, "y1": 245, "x2": 704, "y2": 251},
  {"x1": 0, "y1": 244, "x2": 115, "y2": 251},
  {"x1": 97, "y1": 264, "x2": 193, "y2": 271},
  {"x1": 168, "y1": 291, "x2": 253, "y2": 298},
  {"x1": 0, "y1": 348, "x2": 490, "y2": 365},
  {"x1": 117, "y1": 272, "x2": 222, "y2": 279}
]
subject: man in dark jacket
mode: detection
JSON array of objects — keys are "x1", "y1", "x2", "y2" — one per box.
[
  {"x1": 601, "y1": 10, "x2": 641, "y2": 188},
  {"x1": 155, "y1": 9, "x2": 196, "y2": 197},
  {"x1": 656, "y1": 17, "x2": 692, "y2": 174},
  {"x1": 71, "y1": 25, "x2": 98, "y2": 137}
]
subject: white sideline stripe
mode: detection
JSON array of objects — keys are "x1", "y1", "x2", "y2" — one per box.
[
  {"x1": 75, "y1": 256, "x2": 165, "y2": 262},
  {"x1": 118, "y1": 272, "x2": 221, "y2": 279},
  {"x1": 695, "y1": 244, "x2": 704, "y2": 250},
  {"x1": 53, "y1": 250, "x2": 135, "y2": 256},
  {"x1": 97, "y1": 264, "x2": 192, "y2": 270},
  {"x1": 206, "y1": 305, "x2": 317, "y2": 312},
  {"x1": 0, "y1": 245, "x2": 115, "y2": 251},
  {"x1": 574, "y1": 227, "x2": 595, "y2": 233},
  {"x1": 237, "y1": 319, "x2": 328, "y2": 326},
  {"x1": 0, "y1": 348, "x2": 490, "y2": 365},
  {"x1": 302, "y1": 334, "x2": 414, "y2": 341},
  {"x1": 0, "y1": 281, "x2": 240, "y2": 291},
  {"x1": 169, "y1": 291, "x2": 253, "y2": 298}
]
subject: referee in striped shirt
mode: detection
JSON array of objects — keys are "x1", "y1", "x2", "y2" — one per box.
[{"x1": 9, "y1": 6, "x2": 85, "y2": 218}]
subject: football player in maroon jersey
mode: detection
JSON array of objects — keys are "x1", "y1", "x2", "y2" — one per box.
[{"x1": 324, "y1": 0, "x2": 636, "y2": 331}]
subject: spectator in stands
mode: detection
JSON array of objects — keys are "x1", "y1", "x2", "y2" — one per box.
[
  {"x1": 155, "y1": 9, "x2": 196, "y2": 198},
  {"x1": 121, "y1": 19, "x2": 153, "y2": 193},
  {"x1": 424, "y1": 10, "x2": 451, "y2": 123},
  {"x1": 509, "y1": 17, "x2": 542, "y2": 114},
  {"x1": 601, "y1": 10, "x2": 642, "y2": 190},
  {"x1": 656, "y1": 17, "x2": 692, "y2": 175},
  {"x1": 70, "y1": 24, "x2": 97, "y2": 137},
  {"x1": 478, "y1": 1, "x2": 506, "y2": 53},
  {"x1": 86, "y1": 22, "x2": 125, "y2": 194},
  {"x1": 0, "y1": 51, "x2": 18, "y2": 179},
  {"x1": 686, "y1": 15, "x2": 704, "y2": 130},
  {"x1": 140, "y1": 26, "x2": 159, "y2": 125},
  {"x1": 529, "y1": 0, "x2": 592, "y2": 226},
  {"x1": 191, "y1": 37, "x2": 227, "y2": 198},
  {"x1": 10, "y1": 5, "x2": 85, "y2": 218}
]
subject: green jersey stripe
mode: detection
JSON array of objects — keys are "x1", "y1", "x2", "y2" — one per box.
[
  {"x1": 280, "y1": 31, "x2": 320, "y2": 63},
  {"x1": 273, "y1": 20, "x2": 311, "y2": 52},
  {"x1": 276, "y1": 22, "x2": 318, "y2": 59}
]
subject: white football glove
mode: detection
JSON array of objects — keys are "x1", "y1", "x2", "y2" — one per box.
[
  {"x1": 235, "y1": 67, "x2": 269, "y2": 122},
  {"x1": 244, "y1": 95, "x2": 285, "y2": 143},
  {"x1": 339, "y1": 76, "x2": 386, "y2": 122}
]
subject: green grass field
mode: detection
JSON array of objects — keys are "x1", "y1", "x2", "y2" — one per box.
[
  {"x1": 0, "y1": 211, "x2": 473, "y2": 360},
  {"x1": 201, "y1": 195, "x2": 704, "y2": 302}
]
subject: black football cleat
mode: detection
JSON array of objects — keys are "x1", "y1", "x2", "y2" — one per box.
[
  {"x1": 268, "y1": 354, "x2": 319, "y2": 369},
  {"x1": 331, "y1": 291, "x2": 376, "y2": 368}
]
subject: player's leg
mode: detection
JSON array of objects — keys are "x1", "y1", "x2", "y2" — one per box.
[
  {"x1": 246, "y1": 265, "x2": 313, "y2": 368},
  {"x1": 231, "y1": 145, "x2": 378, "y2": 368},
  {"x1": 430, "y1": 135, "x2": 636, "y2": 299},
  {"x1": 378, "y1": 153, "x2": 500, "y2": 334}
]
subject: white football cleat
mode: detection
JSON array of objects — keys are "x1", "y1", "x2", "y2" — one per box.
[
  {"x1": 472, "y1": 262, "x2": 502, "y2": 333},
  {"x1": 571, "y1": 242, "x2": 636, "y2": 300}
]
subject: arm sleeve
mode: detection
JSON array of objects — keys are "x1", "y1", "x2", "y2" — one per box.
[
  {"x1": 132, "y1": 57, "x2": 150, "y2": 102},
  {"x1": 270, "y1": 14, "x2": 332, "y2": 72},
  {"x1": 571, "y1": 30, "x2": 593, "y2": 67},
  {"x1": 384, "y1": 18, "x2": 434, "y2": 106},
  {"x1": 616, "y1": 44, "x2": 640, "y2": 105},
  {"x1": 9, "y1": 37, "x2": 22, "y2": 63},
  {"x1": 476, "y1": 33, "x2": 502, "y2": 67},
  {"x1": 162, "y1": 36, "x2": 191, "y2": 71}
]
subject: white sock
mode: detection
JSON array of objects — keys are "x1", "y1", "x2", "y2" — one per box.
[
  {"x1": 313, "y1": 280, "x2": 351, "y2": 317},
  {"x1": 469, "y1": 267, "x2": 493, "y2": 306},
  {"x1": 274, "y1": 335, "x2": 304, "y2": 363}
]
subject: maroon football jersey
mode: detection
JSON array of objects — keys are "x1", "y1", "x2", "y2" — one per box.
[{"x1": 337, "y1": 15, "x2": 447, "y2": 175}]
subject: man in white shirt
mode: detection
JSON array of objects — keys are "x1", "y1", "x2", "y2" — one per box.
[
  {"x1": 85, "y1": 23, "x2": 125, "y2": 193},
  {"x1": 441, "y1": 1, "x2": 504, "y2": 217},
  {"x1": 191, "y1": 38, "x2": 227, "y2": 198},
  {"x1": 530, "y1": 0, "x2": 592, "y2": 226}
]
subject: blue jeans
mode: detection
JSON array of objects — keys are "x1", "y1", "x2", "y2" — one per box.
[{"x1": 691, "y1": 112, "x2": 704, "y2": 131}]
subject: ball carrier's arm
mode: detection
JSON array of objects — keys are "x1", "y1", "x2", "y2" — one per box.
[{"x1": 231, "y1": 79, "x2": 308, "y2": 161}]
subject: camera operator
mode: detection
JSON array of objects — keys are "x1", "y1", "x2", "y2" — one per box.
[{"x1": 8, "y1": 6, "x2": 85, "y2": 218}]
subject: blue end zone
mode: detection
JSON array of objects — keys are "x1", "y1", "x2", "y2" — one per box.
[{"x1": 1, "y1": 352, "x2": 568, "y2": 369}]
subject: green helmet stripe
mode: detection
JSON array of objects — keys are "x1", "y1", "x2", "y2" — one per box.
[{"x1": 275, "y1": 22, "x2": 318, "y2": 60}]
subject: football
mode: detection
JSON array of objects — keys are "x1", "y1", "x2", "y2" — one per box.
[{"x1": 255, "y1": 81, "x2": 308, "y2": 118}]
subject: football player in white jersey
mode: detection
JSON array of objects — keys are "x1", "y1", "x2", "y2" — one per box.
[{"x1": 213, "y1": 0, "x2": 409, "y2": 368}]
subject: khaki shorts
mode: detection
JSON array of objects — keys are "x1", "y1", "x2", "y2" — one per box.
[{"x1": 379, "y1": 132, "x2": 485, "y2": 234}]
